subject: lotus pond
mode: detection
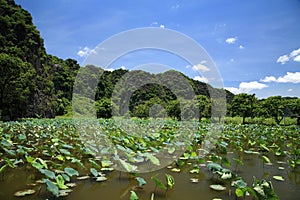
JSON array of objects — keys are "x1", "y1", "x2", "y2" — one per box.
[{"x1": 0, "y1": 118, "x2": 299, "y2": 200}]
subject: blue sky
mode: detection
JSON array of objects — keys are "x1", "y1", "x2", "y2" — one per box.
[{"x1": 15, "y1": 0, "x2": 300, "y2": 98}]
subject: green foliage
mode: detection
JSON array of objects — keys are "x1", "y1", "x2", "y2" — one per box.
[{"x1": 229, "y1": 93, "x2": 257, "y2": 124}]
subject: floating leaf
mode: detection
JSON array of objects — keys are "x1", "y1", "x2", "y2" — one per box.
[
  {"x1": 77, "y1": 175, "x2": 90, "y2": 180},
  {"x1": 90, "y1": 168, "x2": 99, "y2": 177},
  {"x1": 101, "y1": 167, "x2": 114, "y2": 171},
  {"x1": 96, "y1": 176, "x2": 107, "y2": 182},
  {"x1": 14, "y1": 189, "x2": 35, "y2": 197},
  {"x1": 190, "y1": 178, "x2": 199, "y2": 183},
  {"x1": 171, "y1": 168, "x2": 180, "y2": 172},
  {"x1": 135, "y1": 177, "x2": 147, "y2": 187},
  {"x1": 189, "y1": 168, "x2": 199, "y2": 174},
  {"x1": 130, "y1": 190, "x2": 138, "y2": 200},
  {"x1": 25, "y1": 155, "x2": 34, "y2": 163},
  {"x1": 119, "y1": 159, "x2": 137, "y2": 172},
  {"x1": 39, "y1": 169, "x2": 56, "y2": 179},
  {"x1": 43, "y1": 179, "x2": 59, "y2": 197},
  {"x1": 1, "y1": 139, "x2": 13, "y2": 147},
  {"x1": 101, "y1": 160, "x2": 112, "y2": 167},
  {"x1": 221, "y1": 172, "x2": 232, "y2": 180},
  {"x1": 145, "y1": 153, "x2": 160, "y2": 166},
  {"x1": 262, "y1": 155, "x2": 271, "y2": 163},
  {"x1": 62, "y1": 173, "x2": 70, "y2": 182},
  {"x1": 168, "y1": 147, "x2": 176, "y2": 154},
  {"x1": 66, "y1": 182, "x2": 76, "y2": 187},
  {"x1": 207, "y1": 163, "x2": 222, "y2": 172},
  {"x1": 235, "y1": 188, "x2": 244, "y2": 197},
  {"x1": 59, "y1": 148, "x2": 71, "y2": 156},
  {"x1": 260, "y1": 144, "x2": 270, "y2": 152},
  {"x1": 273, "y1": 176, "x2": 284, "y2": 181},
  {"x1": 59, "y1": 189, "x2": 73, "y2": 197},
  {"x1": 64, "y1": 167, "x2": 79, "y2": 177},
  {"x1": 56, "y1": 174, "x2": 68, "y2": 189},
  {"x1": 210, "y1": 184, "x2": 226, "y2": 191}
]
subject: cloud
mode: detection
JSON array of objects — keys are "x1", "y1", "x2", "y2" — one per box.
[
  {"x1": 194, "y1": 76, "x2": 208, "y2": 83},
  {"x1": 77, "y1": 47, "x2": 96, "y2": 57},
  {"x1": 260, "y1": 76, "x2": 277, "y2": 83},
  {"x1": 293, "y1": 55, "x2": 300, "y2": 62},
  {"x1": 224, "y1": 87, "x2": 241, "y2": 94},
  {"x1": 290, "y1": 48, "x2": 300, "y2": 57},
  {"x1": 192, "y1": 63, "x2": 210, "y2": 72},
  {"x1": 105, "y1": 68, "x2": 115, "y2": 72},
  {"x1": 277, "y1": 55, "x2": 289, "y2": 64},
  {"x1": 225, "y1": 37, "x2": 237, "y2": 44},
  {"x1": 288, "y1": 88, "x2": 293, "y2": 92},
  {"x1": 239, "y1": 45, "x2": 245, "y2": 49},
  {"x1": 150, "y1": 22, "x2": 158, "y2": 26},
  {"x1": 171, "y1": 4, "x2": 180, "y2": 10},
  {"x1": 160, "y1": 24, "x2": 165, "y2": 28},
  {"x1": 225, "y1": 81, "x2": 268, "y2": 94},
  {"x1": 261, "y1": 72, "x2": 300, "y2": 83},
  {"x1": 277, "y1": 47, "x2": 300, "y2": 64},
  {"x1": 120, "y1": 66, "x2": 126, "y2": 70}
]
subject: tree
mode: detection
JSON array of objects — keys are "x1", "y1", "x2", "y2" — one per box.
[
  {"x1": 0, "y1": 53, "x2": 35, "y2": 120},
  {"x1": 95, "y1": 97, "x2": 113, "y2": 118},
  {"x1": 286, "y1": 98, "x2": 300, "y2": 125},
  {"x1": 259, "y1": 96, "x2": 285, "y2": 124},
  {"x1": 229, "y1": 93, "x2": 257, "y2": 124},
  {"x1": 195, "y1": 95, "x2": 210, "y2": 121}
]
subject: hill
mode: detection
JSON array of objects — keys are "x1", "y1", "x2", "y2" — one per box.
[{"x1": 0, "y1": 0, "x2": 231, "y2": 121}]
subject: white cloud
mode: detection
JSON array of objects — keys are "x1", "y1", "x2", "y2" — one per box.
[
  {"x1": 185, "y1": 65, "x2": 191, "y2": 69},
  {"x1": 230, "y1": 58, "x2": 234, "y2": 62},
  {"x1": 239, "y1": 45, "x2": 244, "y2": 49},
  {"x1": 261, "y1": 72, "x2": 300, "y2": 83},
  {"x1": 194, "y1": 76, "x2": 208, "y2": 83},
  {"x1": 171, "y1": 4, "x2": 180, "y2": 9},
  {"x1": 77, "y1": 47, "x2": 96, "y2": 57},
  {"x1": 105, "y1": 68, "x2": 115, "y2": 72},
  {"x1": 150, "y1": 22, "x2": 158, "y2": 26},
  {"x1": 277, "y1": 54, "x2": 289, "y2": 64},
  {"x1": 120, "y1": 66, "x2": 126, "y2": 70},
  {"x1": 224, "y1": 87, "x2": 241, "y2": 94},
  {"x1": 290, "y1": 48, "x2": 300, "y2": 57},
  {"x1": 192, "y1": 63, "x2": 210, "y2": 72},
  {"x1": 293, "y1": 55, "x2": 300, "y2": 62},
  {"x1": 277, "y1": 47, "x2": 300, "y2": 64},
  {"x1": 225, "y1": 81, "x2": 268, "y2": 94},
  {"x1": 288, "y1": 88, "x2": 293, "y2": 92},
  {"x1": 225, "y1": 37, "x2": 237, "y2": 44},
  {"x1": 160, "y1": 24, "x2": 165, "y2": 28},
  {"x1": 277, "y1": 72, "x2": 300, "y2": 83},
  {"x1": 239, "y1": 81, "x2": 268, "y2": 92},
  {"x1": 260, "y1": 76, "x2": 277, "y2": 83}
]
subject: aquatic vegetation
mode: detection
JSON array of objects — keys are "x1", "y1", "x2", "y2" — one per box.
[{"x1": 0, "y1": 119, "x2": 299, "y2": 199}]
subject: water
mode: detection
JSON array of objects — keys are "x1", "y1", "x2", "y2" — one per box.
[{"x1": 0, "y1": 152, "x2": 299, "y2": 200}]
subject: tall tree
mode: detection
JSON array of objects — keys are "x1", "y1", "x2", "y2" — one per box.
[
  {"x1": 259, "y1": 96, "x2": 285, "y2": 124},
  {"x1": 229, "y1": 93, "x2": 257, "y2": 124}
]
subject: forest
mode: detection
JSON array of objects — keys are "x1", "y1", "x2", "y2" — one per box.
[{"x1": 1, "y1": 0, "x2": 299, "y2": 125}]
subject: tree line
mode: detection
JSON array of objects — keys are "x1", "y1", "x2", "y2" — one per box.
[{"x1": 1, "y1": 0, "x2": 299, "y2": 125}]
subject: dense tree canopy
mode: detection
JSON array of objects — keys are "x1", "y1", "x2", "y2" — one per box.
[{"x1": 1, "y1": 0, "x2": 299, "y2": 125}]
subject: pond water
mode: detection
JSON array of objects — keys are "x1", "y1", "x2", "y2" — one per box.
[{"x1": 0, "y1": 152, "x2": 299, "y2": 200}]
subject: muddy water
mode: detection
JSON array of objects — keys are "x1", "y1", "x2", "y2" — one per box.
[{"x1": 0, "y1": 153, "x2": 299, "y2": 200}]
